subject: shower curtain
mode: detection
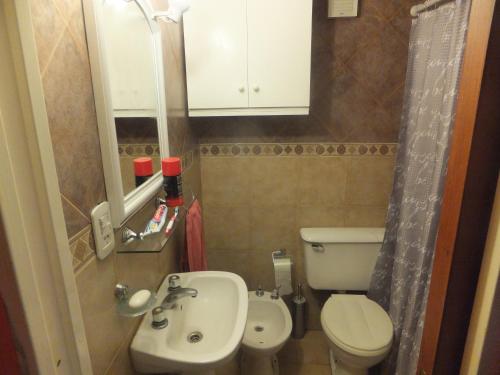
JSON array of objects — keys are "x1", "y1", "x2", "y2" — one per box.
[{"x1": 368, "y1": 1, "x2": 471, "y2": 374}]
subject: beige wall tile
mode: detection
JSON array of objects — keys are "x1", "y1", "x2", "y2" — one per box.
[
  {"x1": 183, "y1": 153, "x2": 203, "y2": 201},
  {"x1": 200, "y1": 153, "x2": 395, "y2": 333},
  {"x1": 344, "y1": 206, "x2": 388, "y2": 227},
  {"x1": 293, "y1": 244, "x2": 306, "y2": 285},
  {"x1": 105, "y1": 325, "x2": 139, "y2": 375},
  {"x1": 152, "y1": 156, "x2": 161, "y2": 174},
  {"x1": 250, "y1": 157, "x2": 299, "y2": 204},
  {"x1": 119, "y1": 157, "x2": 136, "y2": 196},
  {"x1": 114, "y1": 253, "x2": 162, "y2": 291},
  {"x1": 76, "y1": 256, "x2": 127, "y2": 375},
  {"x1": 61, "y1": 196, "x2": 91, "y2": 239},
  {"x1": 296, "y1": 206, "x2": 345, "y2": 229},
  {"x1": 297, "y1": 158, "x2": 348, "y2": 206},
  {"x1": 157, "y1": 220, "x2": 183, "y2": 276},
  {"x1": 41, "y1": 27, "x2": 106, "y2": 235},
  {"x1": 247, "y1": 249, "x2": 277, "y2": 291},
  {"x1": 207, "y1": 249, "x2": 251, "y2": 287},
  {"x1": 30, "y1": 0, "x2": 66, "y2": 73},
  {"x1": 201, "y1": 158, "x2": 252, "y2": 206},
  {"x1": 345, "y1": 157, "x2": 395, "y2": 206},
  {"x1": 204, "y1": 205, "x2": 251, "y2": 251},
  {"x1": 250, "y1": 205, "x2": 296, "y2": 252}
]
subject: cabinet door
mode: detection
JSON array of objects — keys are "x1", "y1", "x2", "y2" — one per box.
[
  {"x1": 183, "y1": 0, "x2": 248, "y2": 110},
  {"x1": 247, "y1": 0, "x2": 312, "y2": 109}
]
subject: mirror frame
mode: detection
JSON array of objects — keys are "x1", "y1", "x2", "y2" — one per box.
[{"x1": 83, "y1": 0, "x2": 169, "y2": 227}]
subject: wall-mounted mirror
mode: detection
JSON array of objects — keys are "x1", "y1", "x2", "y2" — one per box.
[{"x1": 83, "y1": 0, "x2": 169, "y2": 227}]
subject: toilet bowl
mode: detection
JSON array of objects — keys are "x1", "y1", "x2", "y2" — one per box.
[
  {"x1": 321, "y1": 294, "x2": 393, "y2": 375},
  {"x1": 241, "y1": 291, "x2": 292, "y2": 375},
  {"x1": 301, "y1": 227, "x2": 394, "y2": 375}
]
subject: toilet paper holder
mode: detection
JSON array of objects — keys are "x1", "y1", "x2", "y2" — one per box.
[
  {"x1": 272, "y1": 249, "x2": 293, "y2": 296},
  {"x1": 272, "y1": 248, "x2": 291, "y2": 261}
]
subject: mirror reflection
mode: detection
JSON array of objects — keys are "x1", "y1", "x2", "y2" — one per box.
[
  {"x1": 116, "y1": 118, "x2": 161, "y2": 195},
  {"x1": 101, "y1": 0, "x2": 162, "y2": 195}
]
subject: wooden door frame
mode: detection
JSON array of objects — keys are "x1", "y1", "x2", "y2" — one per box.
[
  {"x1": 417, "y1": 0, "x2": 498, "y2": 373},
  {"x1": 460, "y1": 176, "x2": 500, "y2": 374}
]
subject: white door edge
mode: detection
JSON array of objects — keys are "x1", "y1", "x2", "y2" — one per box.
[{"x1": 0, "y1": 1, "x2": 92, "y2": 374}]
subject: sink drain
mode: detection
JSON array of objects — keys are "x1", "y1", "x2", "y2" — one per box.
[
  {"x1": 187, "y1": 331, "x2": 203, "y2": 343},
  {"x1": 254, "y1": 325, "x2": 264, "y2": 332}
]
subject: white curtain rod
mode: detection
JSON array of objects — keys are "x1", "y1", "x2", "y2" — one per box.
[{"x1": 410, "y1": 0, "x2": 455, "y2": 16}]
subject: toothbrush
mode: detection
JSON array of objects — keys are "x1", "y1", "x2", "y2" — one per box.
[{"x1": 165, "y1": 207, "x2": 179, "y2": 235}]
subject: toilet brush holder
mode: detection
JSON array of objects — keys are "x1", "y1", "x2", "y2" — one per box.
[{"x1": 292, "y1": 283, "x2": 306, "y2": 339}]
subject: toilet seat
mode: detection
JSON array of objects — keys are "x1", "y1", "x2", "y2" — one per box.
[{"x1": 321, "y1": 295, "x2": 393, "y2": 357}]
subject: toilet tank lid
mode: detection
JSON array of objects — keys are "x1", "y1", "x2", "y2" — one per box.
[{"x1": 300, "y1": 228, "x2": 385, "y2": 243}]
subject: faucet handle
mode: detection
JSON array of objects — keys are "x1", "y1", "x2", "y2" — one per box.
[
  {"x1": 168, "y1": 275, "x2": 180, "y2": 290},
  {"x1": 151, "y1": 306, "x2": 168, "y2": 329},
  {"x1": 271, "y1": 285, "x2": 281, "y2": 300},
  {"x1": 256, "y1": 285, "x2": 264, "y2": 297}
]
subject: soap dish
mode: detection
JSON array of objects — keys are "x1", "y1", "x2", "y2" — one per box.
[{"x1": 115, "y1": 284, "x2": 157, "y2": 317}]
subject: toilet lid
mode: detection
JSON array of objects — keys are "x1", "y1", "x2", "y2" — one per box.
[{"x1": 321, "y1": 295, "x2": 393, "y2": 353}]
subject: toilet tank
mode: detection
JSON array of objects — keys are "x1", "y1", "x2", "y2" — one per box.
[{"x1": 301, "y1": 227, "x2": 385, "y2": 291}]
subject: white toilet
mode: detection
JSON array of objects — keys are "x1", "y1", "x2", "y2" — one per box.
[
  {"x1": 241, "y1": 290, "x2": 292, "y2": 375},
  {"x1": 301, "y1": 228, "x2": 394, "y2": 375}
]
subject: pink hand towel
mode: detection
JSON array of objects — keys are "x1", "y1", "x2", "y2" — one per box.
[{"x1": 184, "y1": 199, "x2": 208, "y2": 272}]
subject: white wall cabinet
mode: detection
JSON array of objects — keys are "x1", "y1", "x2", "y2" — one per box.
[{"x1": 183, "y1": 0, "x2": 313, "y2": 117}]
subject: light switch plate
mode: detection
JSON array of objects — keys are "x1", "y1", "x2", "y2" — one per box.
[{"x1": 91, "y1": 201, "x2": 115, "y2": 260}]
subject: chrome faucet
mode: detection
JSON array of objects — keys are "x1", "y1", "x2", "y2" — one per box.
[
  {"x1": 161, "y1": 287, "x2": 198, "y2": 309},
  {"x1": 271, "y1": 285, "x2": 281, "y2": 300}
]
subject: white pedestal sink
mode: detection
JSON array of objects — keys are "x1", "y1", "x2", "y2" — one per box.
[{"x1": 131, "y1": 271, "x2": 248, "y2": 374}]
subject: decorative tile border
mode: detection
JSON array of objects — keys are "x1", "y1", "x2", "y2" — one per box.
[
  {"x1": 118, "y1": 143, "x2": 160, "y2": 157},
  {"x1": 118, "y1": 144, "x2": 198, "y2": 170},
  {"x1": 69, "y1": 225, "x2": 96, "y2": 272},
  {"x1": 200, "y1": 143, "x2": 398, "y2": 157}
]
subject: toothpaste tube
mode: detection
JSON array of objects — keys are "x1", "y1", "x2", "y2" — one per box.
[{"x1": 143, "y1": 204, "x2": 168, "y2": 237}]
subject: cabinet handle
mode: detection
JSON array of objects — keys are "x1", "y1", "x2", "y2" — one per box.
[
  {"x1": 238, "y1": 86, "x2": 245, "y2": 93},
  {"x1": 253, "y1": 86, "x2": 260, "y2": 93}
]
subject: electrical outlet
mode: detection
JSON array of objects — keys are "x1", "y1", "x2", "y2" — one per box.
[{"x1": 91, "y1": 202, "x2": 115, "y2": 260}]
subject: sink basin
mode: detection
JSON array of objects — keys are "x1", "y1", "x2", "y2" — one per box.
[{"x1": 131, "y1": 271, "x2": 248, "y2": 374}]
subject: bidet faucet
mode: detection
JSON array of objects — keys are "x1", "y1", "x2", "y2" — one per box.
[
  {"x1": 161, "y1": 287, "x2": 198, "y2": 309},
  {"x1": 271, "y1": 285, "x2": 281, "y2": 300}
]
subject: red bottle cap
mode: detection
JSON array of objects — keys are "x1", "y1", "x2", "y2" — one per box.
[
  {"x1": 162, "y1": 157, "x2": 182, "y2": 176},
  {"x1": 166, "y1": 196, "x2": 184, "y2": 207},
  {"x1": 134, "y1": 157, "x2": 153, "y2": 177}
]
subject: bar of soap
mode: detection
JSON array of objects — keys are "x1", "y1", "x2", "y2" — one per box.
[{"x1": 128, "y1": 289, "x2": 151, "y2": 309}]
